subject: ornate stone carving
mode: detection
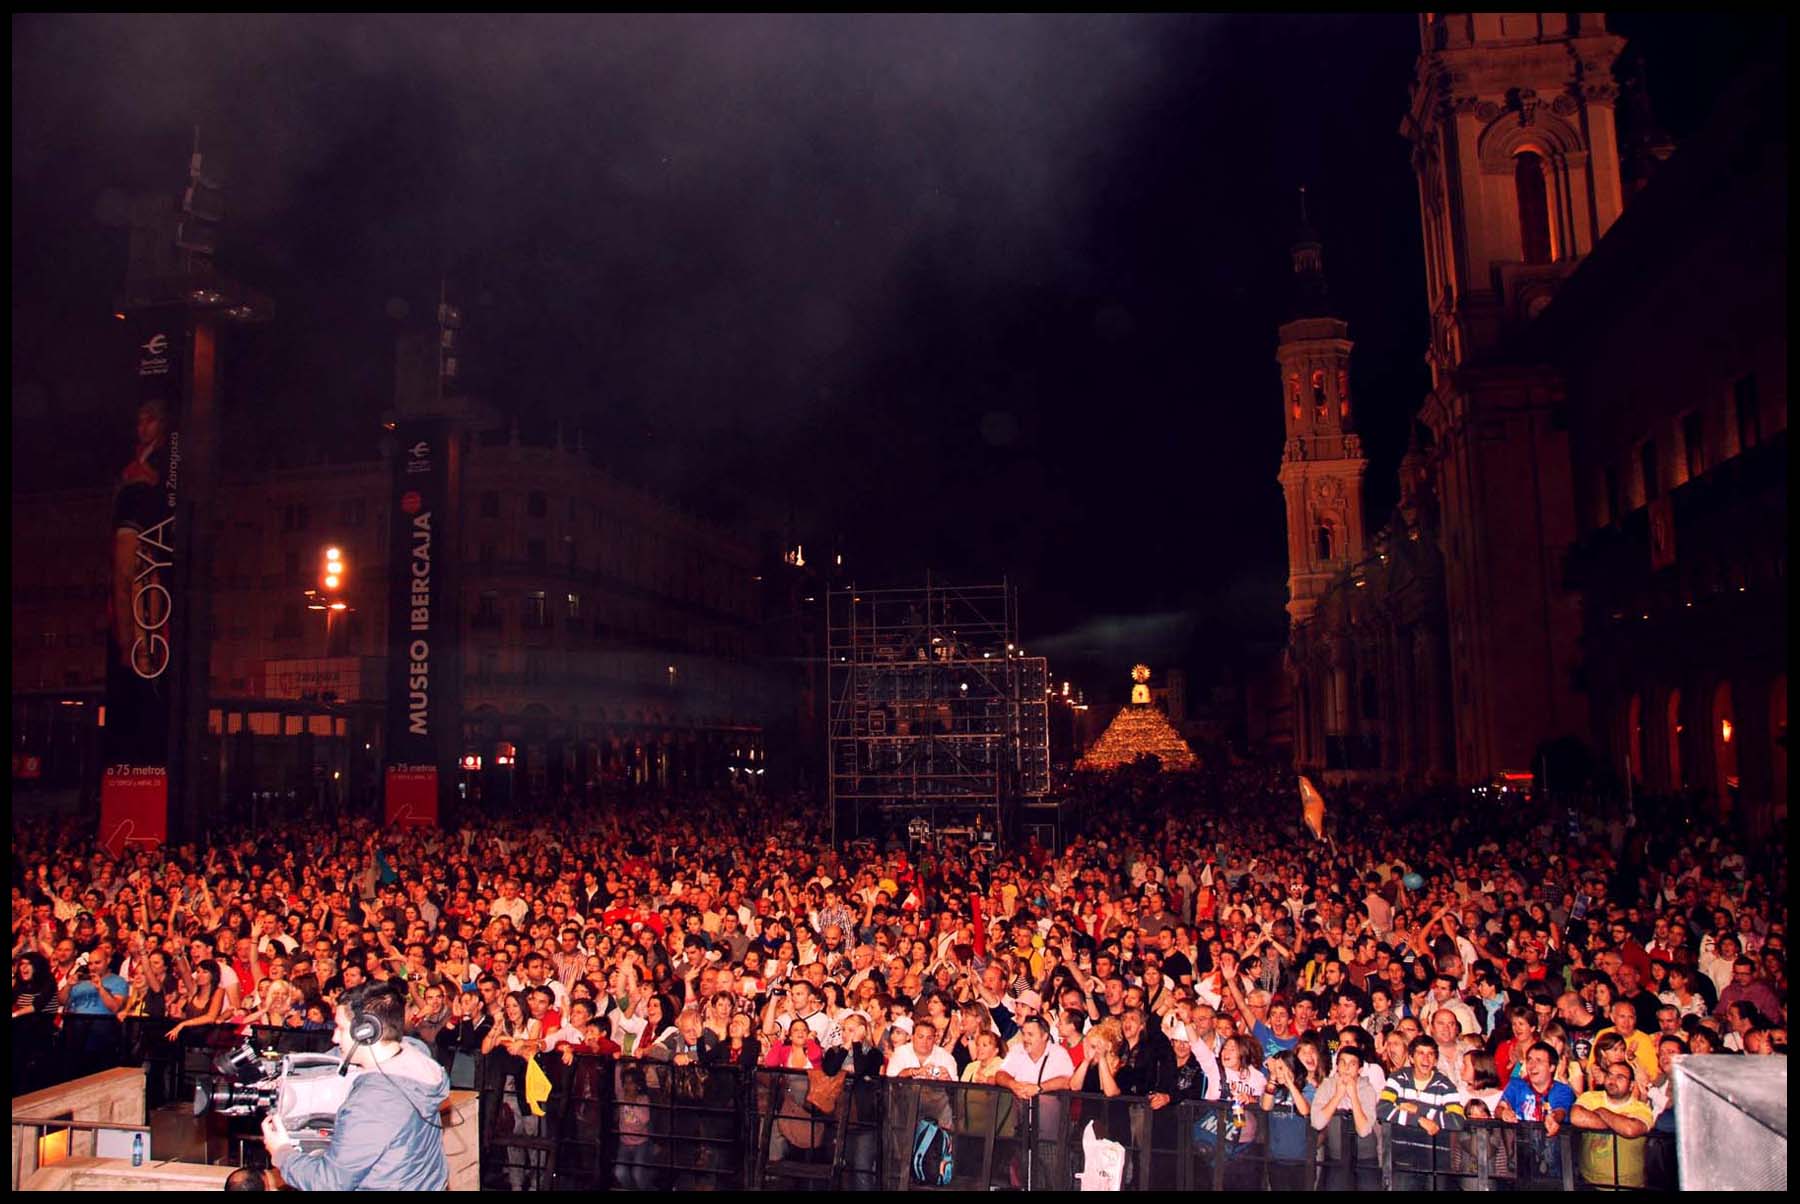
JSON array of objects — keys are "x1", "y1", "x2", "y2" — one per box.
[
  {"x1": 1580, "y1": 81, "x2": 1619, "y2": 105},
  {"x1": 1551, "y1": 93, "x2": 1578, "y2": 117},
  {"x1": 1313, "y1": 477, "x2": 1345, "y2": 505},
  {"x1": 1343, "y1": 434, "x2": 1363, "y2": 458},
  {"x1": 1512, "y1": 87, "x2": 1540, "y2": 127},
  {"x1": 1475, "y1": 100, "x2": 1502, "y2": 123}
]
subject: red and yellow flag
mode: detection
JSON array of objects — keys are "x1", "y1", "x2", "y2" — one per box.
[{"x1": 1299, "y1": 774, "x2": 1326, "y2": 842}]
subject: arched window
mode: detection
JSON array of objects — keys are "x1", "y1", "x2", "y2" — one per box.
[
  {"x1": 1289, "y1": 374, "x2": 1302, "y2": 422},
  {"x1": 1316, "y1": 522, "x2": 1334, "y2": 563},
  {"x1": 1772, "y1": 676, "x2": 1788, "y2": 818},
  {"x1": 1337, "y1": 370, "x2": 1350, "y2": 421},
  {"x1": 1626, "y1": 693, "x2": 1643, "y2": 782},
  {"x1": 1514, "y1": 151, "x2": 1552, "y2": 265},
  {"x1": 1665, "y1": 689, "x2": 1684, "y2": 789},
  {"x1": 1311, "y1": 371, "x2": 1328, "y2": 419},
  {"x1": 1713, "y1": 681, "x2": 1737, "y2": 816}
]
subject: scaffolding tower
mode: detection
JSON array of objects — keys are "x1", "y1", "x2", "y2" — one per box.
[{"x1": 827, "y1": 579, "x2": 1050, "y2": 847}]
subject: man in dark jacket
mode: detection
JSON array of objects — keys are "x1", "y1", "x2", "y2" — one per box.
[
  {"x1": 262, "y1": 981, "x2": 450, "y2": 1190},
  {"x1": 1115, "y1": 1008, "x2": 1177, "y2": 1098}
]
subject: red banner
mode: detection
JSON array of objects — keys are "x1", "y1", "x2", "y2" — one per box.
[
  {"x1": 100, "y1": 766, "x2": 169, "y2": 856},
  {"x1": 384, "y1": 765, "x2": 438, "y2": 828}
]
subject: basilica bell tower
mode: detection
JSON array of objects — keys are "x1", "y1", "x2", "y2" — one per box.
[
  {"x1": 1276, "y1": 204, "x2": 1366, "y2": 628},
  {"x1": 1400, "y1": 12, "x2": 1621, "y2": 779}
]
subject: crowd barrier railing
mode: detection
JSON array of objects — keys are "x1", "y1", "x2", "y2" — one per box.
[{"x1": 17, "y1": 1033, "x2": 1674, "y2": 1193}]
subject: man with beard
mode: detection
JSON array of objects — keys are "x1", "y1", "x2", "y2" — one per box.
[{"x1": 1571, "y1": 1062, "x2": 1654, "y2": 1189}]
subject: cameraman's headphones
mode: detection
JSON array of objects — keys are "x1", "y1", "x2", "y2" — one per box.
[
  {"x1": 348, "y1": 982, "x2": 403, "y2": 1046},
  {"x1": 349, "y1": 1007, "x2": 384, "y2": 1046}
]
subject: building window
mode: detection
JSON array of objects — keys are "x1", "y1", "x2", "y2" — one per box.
[
  {"x1": 1682, "y1": 412, "x2": 1705, "y2": 482},
  {"x1": 527, "y1": 491, "x2": 548, "y2": 518},
  {"x1": 524, "y1": 591, "x2": 547, "y2": 628},
  {"x1": 280, "y1": 503, "x2": 310, "y2": 533},
  {"x1": 1311, "y1": 371, "x2": 1328, "y2": 420},
  {"x1": 475, "y1": 592, "x2": 500, "y2": 627},
  {"x1": 1289, "y1": 375, "x2": 1302, "y2": 422},
  {"x1": 1315, "y1": 522, "x2": 1334, "y2": 562},
  {"x1": 480, "y1": 492, "x2": 500, "y2": 519},
  {"x1": 1514, "y1": 151, "x2": 1552, "y2": 265},
  {"x1": 566, "y1": 593, "x2": 581, "y2": 620},
  {"x1": 1733, "y1": 375, "x2": 1760, "y2": 452},
  {"x1": 1665, "y1": 689, "x2": 1684, "y2": 789},
  {"x1": 1626, "y1": 693, "x2": 1643, "y2": 781},
  {"x1": 1640, "y1": 440, "x2": 1659, "y2": 503}
]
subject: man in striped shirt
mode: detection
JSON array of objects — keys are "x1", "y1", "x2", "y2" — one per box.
[{"x1": 1377, "y1": 1035, "x2": 1465, "y2": 1189}]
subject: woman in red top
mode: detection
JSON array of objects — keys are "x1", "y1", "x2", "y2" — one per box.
[
  {"x1": 763, "y1": 1018, "x2": 823, "y2": 1069},
  {"x1": 1494, "y1": 1004, "x2": 1538, "y2": 1080}
]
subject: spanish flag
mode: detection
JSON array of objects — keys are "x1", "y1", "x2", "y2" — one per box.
[
  {"x1": 525, "y1": 1054, "x2": 553, "y2": 1117},
  {"x1": 1299, "y1": 774, "x2": 1326, "y2": 842}
]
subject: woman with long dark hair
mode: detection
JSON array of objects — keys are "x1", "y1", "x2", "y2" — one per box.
[
  {"x1": 163, "y1": 960, "x2": 224, "y2": 1040},
  {"x1": 13, "y1": 952, "x2": 60, "y2": 1094}
]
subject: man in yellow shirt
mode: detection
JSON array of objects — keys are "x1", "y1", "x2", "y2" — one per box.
[
  {"x1": 1571, "y1": 1063, "x2": 1655, "y2": 1189},
  {"x1": 1591, "y1": 1001, "x2": 1659, "y2": 1081}
]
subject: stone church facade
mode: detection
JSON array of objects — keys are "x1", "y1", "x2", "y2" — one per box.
[{"x1": 1280, "y1": 13, "x2": 1786, "y2": 835}]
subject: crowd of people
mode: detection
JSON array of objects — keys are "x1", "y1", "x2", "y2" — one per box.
[{"x1": 11, "y1": 766, "x2": 1788, "y2": 1188}]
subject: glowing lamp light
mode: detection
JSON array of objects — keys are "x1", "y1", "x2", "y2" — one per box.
[
  {"x1": 323, "y1": 575, "x2": 340, "y2": 589},
  {"x1": 325, "y1": 547, "x2": 342, "y2": 561},
  {"x1": 329, "y1": 602, "x2": 347, "y2": 611},
  {"x1": 1721, "y1": 719, "x2": 1733, "y2": 743}
]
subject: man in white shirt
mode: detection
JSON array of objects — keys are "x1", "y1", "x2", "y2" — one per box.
[
  {"x1": 887, "y1": 1020, "x2": 959, "y2": 1080},
  {"x1": 772, "y1": 981, "x2": 843, "y2": 1049},
  {"x1": 995, "y1": 1016, "x2": 1074, "y2": 1098},
  {"x1": 490, "y1": 880, "x2": 528, "y2": 928},
  {"x1": 994, "y1": 1017, "x2": 1075, "y2": 1184}
]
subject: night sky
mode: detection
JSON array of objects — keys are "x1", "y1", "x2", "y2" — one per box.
[{"x1": 10, "y1": 14, "x2": 1758, "y2": 694}]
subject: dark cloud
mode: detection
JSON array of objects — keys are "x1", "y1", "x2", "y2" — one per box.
[{"x1": 12, "y1": 13, "x2": 1747, "y2": 697}]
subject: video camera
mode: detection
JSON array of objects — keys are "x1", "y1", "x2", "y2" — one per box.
[{"x1": 193, "y1": 1042, "x2": 359, "y2": 1150}]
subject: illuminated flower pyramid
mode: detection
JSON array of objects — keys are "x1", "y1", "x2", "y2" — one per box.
[{"x1": 1076, "y1": 664, "x2": 1198, "y2": 772}]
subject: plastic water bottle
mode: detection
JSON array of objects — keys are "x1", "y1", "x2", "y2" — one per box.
[{"x1": 132, "y1": 1133, "x2": 144, "y2": 1167}]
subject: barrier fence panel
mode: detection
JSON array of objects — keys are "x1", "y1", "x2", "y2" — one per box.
[
  {"x1": 9, "y1": 1032, "x2": 1678, "y2": 1194},
  {"x1": 883, "y1": 1076, "x2": 1022, "y2": 1191}
]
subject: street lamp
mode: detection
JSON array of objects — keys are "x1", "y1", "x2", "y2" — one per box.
[{"x1": 320, "y1": 547, "x2": 349, "y2": 655}]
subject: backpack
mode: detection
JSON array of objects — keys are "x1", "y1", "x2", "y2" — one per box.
[{"x1": 911, "y1": 1118, "x2": 953, "y2": 1185}]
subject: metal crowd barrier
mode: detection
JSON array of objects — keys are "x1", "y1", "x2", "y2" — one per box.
[{"x1": 13, "y1": 1031, "x2": 1675, "y2": 1193}]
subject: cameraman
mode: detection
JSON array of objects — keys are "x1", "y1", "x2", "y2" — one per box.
[{"x1": 260, "y1": 980, "x2": 450, "y2": 1190}]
